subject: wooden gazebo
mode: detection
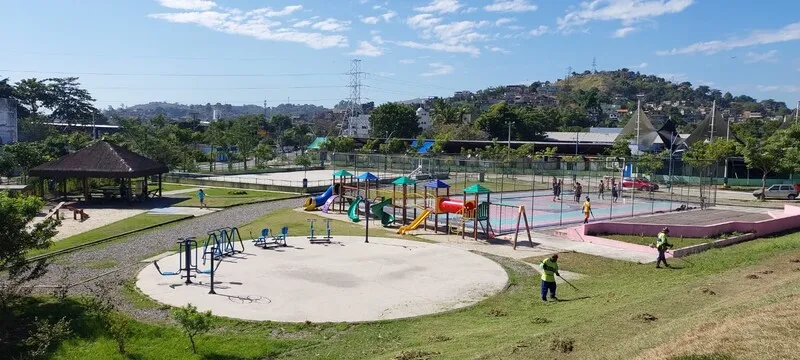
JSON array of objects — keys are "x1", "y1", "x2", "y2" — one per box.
[{"x1": 29, "y1": 140, "x2": 169, "y2": 202}]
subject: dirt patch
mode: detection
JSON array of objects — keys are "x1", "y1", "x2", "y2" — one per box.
[
  {"x1": 701, "y1": 288, "x2": 716, "y2": 296},
  {"x1": 395, "y1": 350, "x2": 440, "y2": 360},
  {"x1": 759, "y1": 270, "x2": 774, "y2": 275},
  {"x1": 532, "y1": 317, "x2": 551, "y2": 324},
  {"x1": 549, "y1": 336, "x2": 575, "y2": 353},
  {"x1": 488, "y1": 309, "x2": 507, "y2": 317},
  {"x1": 789, "y1": 259, "x2": 800, "y2": 263},
  {"x1": 793, "y1": 268, "x2": 800, "y2": 272},
  {"x1": 634, "y1": 313, "x2": 658, "y2": 322},
  {"x1": 745, "y1": 274, "x2": 759, "y2": 279}
]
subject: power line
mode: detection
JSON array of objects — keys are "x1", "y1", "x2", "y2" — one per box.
[
  {"x1": 365, "y1": 72, "x2": 457, "y2": 92},
  {"x1": 92, "y1": 98, "x2": 344, "y2": 104},
  {"x1": 0, "y1": 69, "x2": 346, "y2": 77},
  {"x1": 89, "y1": 85, "x2": 349, "y2": 90}
]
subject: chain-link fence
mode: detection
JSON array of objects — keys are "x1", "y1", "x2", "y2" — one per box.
[{"x1": 327, "y1": 153, "x2": 719, "y2": 233}]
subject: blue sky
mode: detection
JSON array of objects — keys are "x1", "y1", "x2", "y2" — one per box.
[{"x1": 1, "y1": 0, "x2": 799, "y2": 109}]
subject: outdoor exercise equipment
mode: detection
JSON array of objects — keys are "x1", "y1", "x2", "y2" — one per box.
[
  {"x1": 251, "y1": 227, "x2": 288, "y2": 248},
  {"x1": 202, "y1": 227, "x2": 244, "y2": 264},
  {"x1": 308, "y1": 218, "x2": 333, "y2": 244},
  {"x1": 153, "y1": 237, "x2": 221, "y2": 285}
]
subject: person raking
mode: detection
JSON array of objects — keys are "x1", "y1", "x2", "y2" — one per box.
[
  {"x1": 583, "y1": 197, "x2": 592, "y2": 224},
  {"x1": 655, "y1": 227, "x2": 673, "y2": 268},
  {"x1": 540, "y1": 254, "x2": 560, "y2": 302}
]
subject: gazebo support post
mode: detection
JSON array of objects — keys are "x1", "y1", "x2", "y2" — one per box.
[
  {"x1": 158, "y1": 173, "x2": 163, "y2": 197},
  {"x1": 83, "y1": 177, "x2": 90, "y2": 202},
  {"x1": 61, "y1": 179, "x2": 67, "y2": 201}
]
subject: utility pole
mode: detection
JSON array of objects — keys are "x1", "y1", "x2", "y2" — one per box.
[
  {"x1": 263, "y1": 99, "x2": 268, "y2": 131},
  {"x1": 506, "y1": 121, "x2": 512, "y2": 149},
  {"x1": 710, "y1": 99, "x2": 716, "y2": 142},
  {"x1": 592, "y1": 57, "x2": 597, "y2": 73},
  {"x1": 575, "y1": 131, "x2": 579, "y2": 155},
  {"x1": 636, "y1": 94, "x2": 644, "y2": 154}
]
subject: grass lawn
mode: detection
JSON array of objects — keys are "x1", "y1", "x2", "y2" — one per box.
[
  {"x1": 173, "y1": 188, "x2": 298, "y2": 208},
  {"x1": 17, "y1": 229, "x2": 800, "y2": 359},
  {"x1": 27, "y1": 214, "x2": 189, "y2": 258},
  {"x1": 158, "y1": 183, "x2": 197, "y2": 192},
  {"x1": 201, "y1": 208, "x2": 427, "y2": 243},
  {"x1": 601, "y1": 233, "x2": 713, "y2": 249}
]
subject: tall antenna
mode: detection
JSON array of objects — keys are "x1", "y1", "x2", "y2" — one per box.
[
  {"x1": 592, "y1": 57, "x2": 597, "y2": 73},
  {"x1": 346, "y1": 59, "x2": 363, "y2": 136}
]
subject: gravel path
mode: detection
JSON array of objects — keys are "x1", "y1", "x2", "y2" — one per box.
[{"x1": 32, "y1": 198, "x2": 299, "y2": 292}]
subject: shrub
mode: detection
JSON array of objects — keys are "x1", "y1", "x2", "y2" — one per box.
[{"x1": 172, "y1": 303, "x2": 213, "y2": 354}]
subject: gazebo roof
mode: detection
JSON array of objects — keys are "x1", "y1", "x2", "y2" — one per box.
[
  {"x1": 392, "y1": 176, "x2": 417, "y2": 185},
  {"x1": 29, "y1": 140, "x2": 169, "y2": 179},
  {"x1": 424, "y1": 179, "x2": 450, "y2": 188},
  {"x1": 333, "y1": 169, "x2": 353, "y2": 177},
  {"x1": 356, "y1": 172, "x2": 379, "y2": 181},
  {"x1": 463, "y1": 184, "x2": 492, "y2": 194}
]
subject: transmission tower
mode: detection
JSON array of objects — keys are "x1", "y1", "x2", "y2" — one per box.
[
  {"x1": 592, "y1": 57, "x2": 597, "y2": 73},
  {"x1": 345, "y1": 59, "x2": 363, "y2": 136}
]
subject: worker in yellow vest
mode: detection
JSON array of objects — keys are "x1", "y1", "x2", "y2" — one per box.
[
  {"x1": 656, "y1": 227, "x2": 673, "y2": 268},
  {"x1": 540, "y1": 254, "x2": 560, "y2": 302}
]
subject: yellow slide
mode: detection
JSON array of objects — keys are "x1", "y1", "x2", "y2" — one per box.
[{"x1": 397, "y1": 209, "x2": 432, "y2": 235}]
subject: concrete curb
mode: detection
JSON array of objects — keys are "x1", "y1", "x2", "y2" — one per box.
[
  {"x1": 25, "y1": 215, "x2": 194, "y2": 263},
  {"x1": 671, "y1": 233, "x2": 757, "y2": 257}
]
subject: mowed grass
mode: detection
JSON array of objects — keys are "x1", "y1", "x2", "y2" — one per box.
[
  {"x1": 28, "y1": 214, "x2": 189, "y2": 258},
  {"x1": 30, "y1": 229, "x2": 800, "y2": 359},
  {"x1": 602, "y1": 233, "x2": 711, "y2": 249},
  {"x1": 158, "y1": 183, "x2": 197, "y2": 192},
  {"x1": 173, "y1": 187, "x2": 298, "y2": 208}
]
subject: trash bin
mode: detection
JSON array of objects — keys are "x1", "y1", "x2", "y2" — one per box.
[
  {"x1": 302, "y1": 178, "x2": 308, "y2": 189},
  {"x1": 479, "y1": 172, "x2": 485, "y2": 182}
]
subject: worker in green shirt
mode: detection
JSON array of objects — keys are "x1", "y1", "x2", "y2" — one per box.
[
  {"x1": 540, "y1": 254, "x2": 560, "y2": 302},
  {"x1": 656, "y1": 227, "x2": 673, "y2": 268}
]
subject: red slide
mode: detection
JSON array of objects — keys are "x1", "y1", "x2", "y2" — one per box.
[{"x1": 437, "y1": 198, "x2": 476, "y2": 214}]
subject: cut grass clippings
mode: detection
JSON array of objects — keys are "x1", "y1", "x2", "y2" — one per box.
[
  {"x1": 601, "y1": 233, "x2": 716, "y2": 249},
  {"x1": 27, "y1": 214, "x2": 189, "y2": 258}
]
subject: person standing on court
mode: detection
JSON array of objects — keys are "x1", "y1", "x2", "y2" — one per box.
[
  {"x1": 552, "y1": 177, "x2": 559, "y2": 202},
  {"x1": 598, "y1": 180, "x2": 605, "y2": 200},
  {"x1": 198, "y1": 188, "x2": 206, "y2": 209},
  {"x1": 656, "y1": 227, "x2": 673, "y2": 268},
  {"x1": 540, "y1": 254, "x2": 560, "y2": 302},
  {"x1": 574, "y1": 182, "x2": 582, "y2": 203},
  {"x1": 583, "y1": 197, "x2": 592, "y2": 224},
  {"x1": 611, "y1": 179, "x2": 619, "y2": 203}
]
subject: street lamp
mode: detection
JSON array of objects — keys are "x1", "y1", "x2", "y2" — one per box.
[{"x1": 506, "y1": 121, "x2": 513, "y2": 149}]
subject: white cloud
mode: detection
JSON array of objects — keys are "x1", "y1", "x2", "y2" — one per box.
[
  {"x1": 756, "y1": 84, "x2": 800, "y2": 93},
  {"x1": 148, "y1": 7, "x2": 347, "y2": 49},
  {"x1": 372, "y1": 35, "x2": 385, "y2": 44},
  {"x1": 372, "y1": 5, "x2": 382, "y2": 10},
  {"x1": 415, "y1": 0, "x2": 462, "y2": 14},
  {"x1": 381, "y1": 11, "x2": 397, "y2": 22},
  {"x1": 157, "y1": 0, "x2": 216, "y2": 11},
  {"x1": 397, "y1": 41, "x2": 480, "y2": 56},
  {"x1": 613, "y1": 26, "x2": 637, "y2": 38},
  {"x1": 485, "y1": 0, "x2": 538, "y2": 13},
  {"x1": 463, "y1": 7, "x2": 478, "y2": 13},
  {"x1": 744, "y1": 50, "x2": 779, "y2": 63},
  {"x1": 659, "y1": 23, "x2": 800, "y2": 55},
  {"x1": 407, "y1": 13, "x2": 442, "y2": 29},
  {"x1": 429, "y1": 20, "x2": 490, "y2": 45},
  {"x1": 507, "y1": 25, "x2": 524, "y2": 30},
  {"x1": 559, "y1": 0, "x2": 693, "y2": 31},
  {"x1": 293, "y1": 20, "x2": 311, "y2": 27},
  {"x1": 312, "y1": 18, "x2": 351, "y2": 32},
  {"x1": 350, "y1": 41, "x2": 383, "y2": 57},
  {"x1": 377, "y1": 72, "x2": 395, "y2": 77},
  {"x1": 487, "y1": 45, "x2": 510, "y2": 54},
  {"x1": 421, "y1": 62, "x2": 454, "y2": 76},
  {"x1": 361, "y1": 16, "x2": 380, "y2": 24},
  {"x1": 638, "y1": 62, "x2": 648, "y2": 68},
  {"x1": 495, "y1": 18, "x2": 515, "y2": 26},
  {"x1": 399, "y1": 59, "x2": 416, "y2": 64},
  {"x1": 529, "y1": 25, "x2": 549, "y2": 36}
]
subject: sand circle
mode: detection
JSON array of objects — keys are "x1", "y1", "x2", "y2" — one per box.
[{"x1": 136, "y1": 236, "x2": 508, "y2": 322}]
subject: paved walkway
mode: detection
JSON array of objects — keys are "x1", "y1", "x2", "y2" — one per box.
[{"x1": 136, "y1": 236, "x2": 508, "y2": 322}]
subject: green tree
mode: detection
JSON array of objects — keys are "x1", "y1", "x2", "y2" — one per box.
[
  {"x1": 171, "y1": 304, "x2": 213, "y2": 354},
  {"x1": 429, "y1": 133, "x2": 449, "y2": 154},
  {"x1": 3, "y1": 142, "x2": 47, "y2": 181},
  {"x1": 322, "y1": 136, "x2": 355, "y2": 153},
  {"x1": 636, "y1": 152, "x2": 664, "y2": 179},
  {"x1": 473, "y1": 101, "x2": 520, "y2": 140},
  {"x1": 13, "y1": 78, "x2": 54, "y2": 115},
  {"x1": 605, "y1": 135, "x2": 632, "y2": 158},
  {"x1": 379, "y1": 138, "x2": 407, "y2": 154},
  {"x1": 430, "y1": 98, "x2": 462, "y2": 126},
  {"x1": 253, "y1": 143, "x2": 276, "y2": 168},
  {"x1": 230, "y1": 115, "x2": 260, "y2": 170},
  {"x1": 0, "y1": 150, "x2": 15, "y2": 180},
  {"x1": 738, "y1": 128, "x2": 796, "y2": 198},
  {"x1": 294, "y1": 152, "x2": 313, "y2": 178},
  {"x1": 369, "y1": 103, "x2": 420, "y2": 138},
  {"x1": 47, "y1": 77, "x2": 97, "y2": 125}
]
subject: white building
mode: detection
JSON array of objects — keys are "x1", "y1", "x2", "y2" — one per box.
[
  {"x1": 0, "y1": 98, "x2": 18, "y2": 145},
  {"x1": 416, "y1": 107, "x2": 432, "y2": 130},
  {"x1": 346, "y1": 114, "x2": 371, "y2": 137}
]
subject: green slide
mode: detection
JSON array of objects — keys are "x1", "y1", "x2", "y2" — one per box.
[
  {"x1": 370, "y1": 198, "x2": 395, "y2": 227},
  {"x1": 348, "y1": 196, "x2": 363, "y2": 222}
]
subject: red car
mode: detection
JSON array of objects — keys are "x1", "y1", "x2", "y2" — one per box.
[{"x1": 622, "y1": 177, "x2": 659, "y2": 191}]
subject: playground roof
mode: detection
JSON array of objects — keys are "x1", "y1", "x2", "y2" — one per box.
[
  {"x1": 463, "y1": 184, "x2": 492, "y2": 194},
  {"x1": 410, "y1": 140, "x2": 435, "y2": 154},
  {"x1": 392, "y1": 176, "x2": 416, "y2": 185},
  {"x1": 307, "y1": 137, "x2": 327, "y2": 150},
  {"x1": 357, "y1": 172, "x2": 379, "y2": 181},
  {"x1": 424, "y1": 179, "x2": 450, "y2": 188},
  {"x1": 333, "y1": 169, "x2": 353, "y2": 177},
  {"x1": 29, "y1": 140, "x2": 169, "y2": 179}
]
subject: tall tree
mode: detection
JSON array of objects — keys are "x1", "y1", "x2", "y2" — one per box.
[
  {"x1": 369, "y1": 103, "x2": 420, "y2": 138},
  {"x1": 12, "y1": 78, "x2": 53, "y2": 116},
  {"x1": 738, "y1": 128, "x2": 796, "y2": 198},
  {"x1": 473, "y1": 101, "x2": 519, "y2": 140},
  {"x1": 230, "y1": 116, "x2": 260, "y2": 170},
  {"x1": 46, "y1": 77, "x2": 97, "y2": 125}
]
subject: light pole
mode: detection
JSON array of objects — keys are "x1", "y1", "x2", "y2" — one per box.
[
  {"x1": 636, "y1": 94, "x2": 644, "y2": 155},
  {"x1": 506, "y1": 121, "x2": 513, "y2": 149},
  {"x1": 575, "y1": 131, "x2": 579, "y2": 155}
]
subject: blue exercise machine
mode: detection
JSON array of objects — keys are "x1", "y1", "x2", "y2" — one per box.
[
  {"x1": 251, "y1": 226, "x2": 288, "y2": 249},
  {"x1": 202, "y1": 227, "x2": 244, "y2": 263},
  {"x1": 153, "y1": 237, "x2": 222, "y2": 286},
  {"x1": 308, "y1": 218, "x2": 333, "y2": 244}
]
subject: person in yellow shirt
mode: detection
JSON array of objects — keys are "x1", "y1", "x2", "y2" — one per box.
[
  {"x1": 582, "y1": 197, "x2": 592, "y2": 224},
  {"x1": 656, "y1": 227, "x2": 673, "y2": 268},
  {"x1": 540, "y1": 254, "x2": 560, "y2": 302}
]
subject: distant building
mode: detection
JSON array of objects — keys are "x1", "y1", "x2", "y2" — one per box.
[
  {"x1": 743, "y1": 111, "x2": 763, "y2": 119},
  {"x1": 0, "y1": 98, "x2": 18, "y2": 144},
  {"x1": 416, "y1": 107, "x2": 432, "y2": 130},
  {"x1": 453, "y1": 90, "x2": 474, "y2": 100},
  {"x1": 346, "y1": 114, "x2": 371, "y2": 137},
  {"x1": 537, "y1": 83, "x2": 559, "y2": 96}
]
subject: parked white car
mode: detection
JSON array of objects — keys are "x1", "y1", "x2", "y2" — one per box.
[{"x1": 753, "y1": 184, "x2": 798, "y2": 200}]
